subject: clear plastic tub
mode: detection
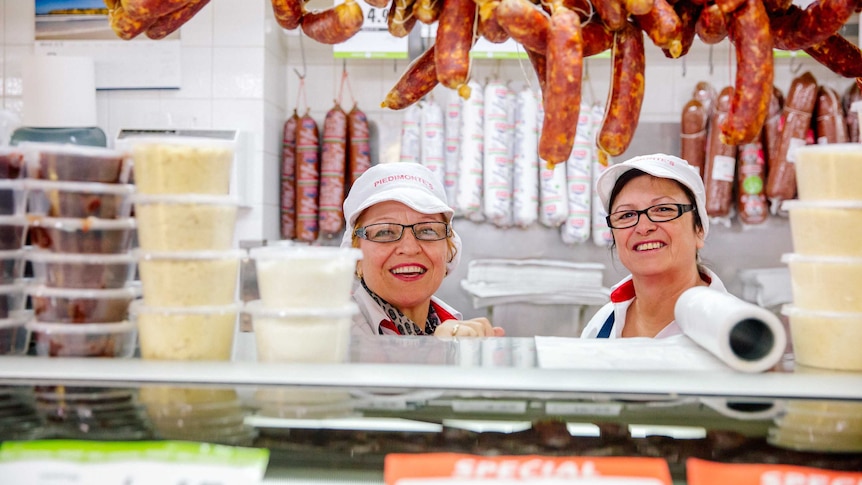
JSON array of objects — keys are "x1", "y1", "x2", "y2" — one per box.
[
  {"x1": 121, "y1": 137, "x2": 234, "y2": 195},
  {"x1": 782, "y1": 305, "x2": 862, "y2": 371},
  {"x1": 782, "y1": 200, "x2": 862, "y2": 256},
  {"x1": 25, "y1": 180, "x2": 135, "y2": 219},
  {"x1": 27, "y1": 320, "x2": 137, "y2": 358},
  {"x1": 130, "y1": 301, "x2": 239, "y2": 361},
  {"x1": 0, "y1": 282, "x2": 27, "y2": 319},
  {"x1": 28, "y1": 216, "x2": 136, "y2": 254},
  {"x1": 0, "y1": 146, "x2": 26, "y2": 179},
  {"x1": 20, "y1": 142, "x2": 131, "y2": 183},
  {"x1": 794, "y1": 143, "x2": 862, "y2": 200},
  {"x1": 0, "y1": 216, "x2": 28, "y2": 250},
  {"x1": 0, "y1": 179, "x2": 27, "y2": 216},
  {"x1": 136, "y1": 250, "x2": 244, "y2": 306},
  {"x1": 0, "y1": 311, "x2": 32, "y2": 355},
  {"x1": 28, "y1": 251, "x2": 137, "y2": 289},
  {"x1": 782, "y1": 253, "x2": 862, "y2": 312},
  {"x1": 250, "y1": 246, "x2": 361, "y2": 309},
  {"x1": 0, "y1": 250, "x2": 26, "y2": 284},
  {"x1": 244, "y1": 300, "x2": 357, "y2": 364},
  {"x1": 132, "y1": 194, "x2": 239, "y2": 251},
  {"x1": 28, "y1": 284, "x2": 139, "y2": 323},
  {"x1": 137, "y1": 386, "x2": 239, "y2": 406}
]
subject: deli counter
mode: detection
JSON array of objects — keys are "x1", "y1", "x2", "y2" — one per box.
[{"x1": 1, "y1": 335, "x2": 861, "y2": 483}]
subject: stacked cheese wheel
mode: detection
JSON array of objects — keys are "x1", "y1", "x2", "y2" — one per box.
[
  {"x1": 121, "y1": 137, "x2": 243, "y2": 363},
  {"x1": 780, "y1": 143, "x2": 862, "y2": 373}
]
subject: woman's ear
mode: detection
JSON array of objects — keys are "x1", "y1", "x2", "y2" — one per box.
[{"x1": 695, "y1": 226, "x2": 706, "y2": 249}]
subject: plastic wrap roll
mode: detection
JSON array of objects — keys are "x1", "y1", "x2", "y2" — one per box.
[{"x1": 675, "y1": 287, "x2": 787, "y2": 373}]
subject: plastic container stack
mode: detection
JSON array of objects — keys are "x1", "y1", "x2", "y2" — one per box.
[
  {"x1": 0, "y1": 146, "x2": 29, "y2": 356},
  {"x1": 20, "y1": 143, "x2": 138, "y2": 359},
  {"x1": 120, "y1": 137, "x2": 243, "y2": 362},
  {"x1": 780, "y1": 143, "x2": 862, "y2": 372},
  {"x1": 138, "y1": 386, "x2": 255, "y2": 446},
  {"x1": 246, "y1": 244, "x2": 360, "y2": 416}
]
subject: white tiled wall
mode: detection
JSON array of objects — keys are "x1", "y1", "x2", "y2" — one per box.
[
  {"x1": 1, "y1": 1, "x2": 857, "y2": 243},
  {"x1": 0, "y1": 0, "x2": 284, "y2": 241}
]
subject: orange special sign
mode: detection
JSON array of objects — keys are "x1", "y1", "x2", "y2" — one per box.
[
  {"x1": 384, "y1": 454, "x2": 673, "y2": 484},
  {"x1": 687, "y1": 458, "x2": 862, "y2": 485}
]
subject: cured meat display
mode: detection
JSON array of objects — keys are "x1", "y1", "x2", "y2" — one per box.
[
  {"x1": 105, "y1": 0, "x2": 861, "y2": 169},
  {"x1": 279, "y1": 72, "x2": 373, "y2": 243}
]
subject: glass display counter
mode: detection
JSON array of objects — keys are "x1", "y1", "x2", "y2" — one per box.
[{"x1": 0, "y1": 336, "x2": 861, "y2": 483}]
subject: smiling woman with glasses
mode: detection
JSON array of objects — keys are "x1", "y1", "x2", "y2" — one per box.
[
  {"x1": 340, "y1": 163, "x2": 504, "y2": 339},
  {"x1": 581, "y1": 154, "x2": 731, "y2": 340}
]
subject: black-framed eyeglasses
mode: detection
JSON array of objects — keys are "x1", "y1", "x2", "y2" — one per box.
[
  {"x1": 606, "y1": 203, "x2": 695, "y2": 229},
  {"x1": 355, "y1": 222, "x2": 451, "y2": 243}
]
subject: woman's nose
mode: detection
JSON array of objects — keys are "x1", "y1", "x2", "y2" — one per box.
[
  {"x1": 395, "y1": 228, "x2": 422, "y2": 251},
  {"x1": 634, "y1": 213, "x2": 657, "y2": 233}
]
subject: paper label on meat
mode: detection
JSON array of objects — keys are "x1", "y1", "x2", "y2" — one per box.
[{"x1": 711, "y1": 155, "x2": 736, "y2": 182}]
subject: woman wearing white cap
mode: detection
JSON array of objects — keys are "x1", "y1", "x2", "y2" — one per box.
[
  {"x1": 581, "y1": 154, "x2": 729, "y2": 339},
  {"x1": 342, "y1": 163, "x2": 505, "y2": 337}
]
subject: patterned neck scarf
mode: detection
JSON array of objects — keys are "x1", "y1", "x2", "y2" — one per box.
[{"x1": 360, "y1": 278, "x2": 441, "y2": 336}]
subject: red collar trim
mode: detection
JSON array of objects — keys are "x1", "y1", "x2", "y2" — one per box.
[
  {"x1": 378, "y1": 301, "x2": 456, "y2": 336},
  {"x1": 610, "y1": 273, "x2": 712, "y2": 303},
  {"x1": 431, "y1": 300, "x2": 457, "y2": 322}
]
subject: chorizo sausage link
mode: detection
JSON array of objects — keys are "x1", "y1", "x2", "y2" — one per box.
[
  {"x1": 720, "y1": 0, "x2": 773, "y2": 146},
  {"x1": 348, "y1": 105, "x2": 372, "y2": 189},
  {"x1": 803, "y1": 34, "x2": 862, "y2": 78},
  {"x1": 381, "y1": 45, "x2": 438, "y2": 110},
  {"x1": 478, "y1": 0, "x2": 510, "y2": 43},
  {"x1": 633, "y1": 0, "x2": 683, "y2": 57},
  {"x1": 388, "y1": 0, "x2": 417, "y2": 38},
  {"x1": 680, "y1": 99, "x2": 708, "y2": 177},
  {"x1": 146, "y1": 0, "x2": 209, "y2": 39},
  {"x1": 435, "y1": 0, "x2": 477, "y2": 97},
  {"x1": 765, "y1": 71, "x2": 819, "y2": 204},
  {"x1": 413, "y1": 0, "x2": 441, "y2": 24},
  {"x1": 538, "y1": 6, "x2": 583, "y2": 165},
  {"x1": 295, "y1": 111, "x2": 321, "y2": 242},
  {"x1": 597, "y1": 21, "x2": 645, "y2": 160},
  {"x1": 582, "y1": 20, "x2": 614, "y2": 57},
  {"x1": 815, "y1": 86, "x2": 849, "y2": 144},
  {"x1": 665, "y1": 1, "x2": 702, "y2": 58},
  {"x1": 695, "y1": 4, "x2": 728, "y2": 44},
  {"x1": 703, "y1": 87, "x2": 736, "y2": 218},
  {"x1": 271, "y1": 0, "x2": 303, "y2": 30},
  {"x1": 495, "y1": 0, "x2": 550, "y2": 53},
  {"x1": 121, "y1": 0, "x2": 191, "y2": 20},
  {"x1": 301, "y1": 0, "x2": 364, "y2": 45},
  {"x1": 770, "y1": 0, "x2": 855, "y2": 51},
  {"x1": 281, "y1": 111, "x2": 299, "y2": 240},
  {"x1": 319, "y1": 105, "x2": 348, "y2": 238}
]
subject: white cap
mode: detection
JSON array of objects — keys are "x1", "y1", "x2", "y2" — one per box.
[
  {"x1": 340, "y1": 162, "x2": 462, "y2": 274},
  {"x1": 596, "y1": 153, "x2": 709, "y2": 238}
]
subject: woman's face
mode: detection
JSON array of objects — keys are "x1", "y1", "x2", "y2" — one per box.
[
  {"x1": 356, "y1": 200, "x2": 450, "y2": 312},
  {"x1": 610, "y1": 175, "x2": 705, "y2": 278}
]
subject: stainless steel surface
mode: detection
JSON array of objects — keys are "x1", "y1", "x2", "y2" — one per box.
[{"x1": 0, "y1": 338, "x2": 859, "y2": 401}]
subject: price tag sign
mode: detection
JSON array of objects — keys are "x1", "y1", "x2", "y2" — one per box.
[
  {"x1": 471, "y1": 38, "x2": 528, "y2": 59},
  {"x1": 385, "y1": 454, "x2": 673, "y2": 485},
  {"x1": 686, "y1": 458, "x2": 862, "y2": 485},
  {"x1": 334, "y1": 2, "x2": 408, "y2": 59},
  {"x1": 0, "y1": 440, "x2": 269, "y2": 485}
]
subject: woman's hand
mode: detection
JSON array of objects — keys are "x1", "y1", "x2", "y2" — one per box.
[{"x1": 434, "y1": 318, "x2": 506, "y2": 337}]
